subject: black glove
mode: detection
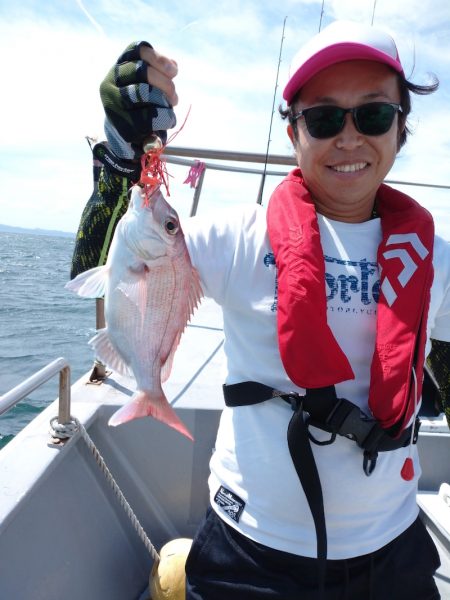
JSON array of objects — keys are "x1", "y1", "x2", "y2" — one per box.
[{"x1": 100, "y1": 41, "x2": 177, "y2": 160}]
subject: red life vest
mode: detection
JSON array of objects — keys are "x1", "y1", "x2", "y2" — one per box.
[{"x1": 267, "y1": 168, "x2": 434, "y2": 435}]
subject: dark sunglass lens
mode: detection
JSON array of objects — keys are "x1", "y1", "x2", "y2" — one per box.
[
  {"x1": 356, "y1": 103, "x2": 396, "y2": 135},
  {"x1": 305, "y1": 106, "x2": 345, "y2": 138}
]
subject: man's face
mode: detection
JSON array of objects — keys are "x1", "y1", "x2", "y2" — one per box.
[{"x1": 288, "y1": 60, "x2": 403, "y2": 222}]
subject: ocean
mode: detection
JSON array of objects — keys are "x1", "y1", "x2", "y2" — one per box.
[{"x1": 0, "y1": 231, "x2": 95, "y2": 448}]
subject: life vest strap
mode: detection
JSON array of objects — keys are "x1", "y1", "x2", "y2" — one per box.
[{"x1": 222, "y1": 381, "x2": 420, "y2": 461}]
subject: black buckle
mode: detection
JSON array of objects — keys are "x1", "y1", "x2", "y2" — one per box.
[
  {"x1": 282, "y1": 388, "x2": 418, "y2": 477},
  {"x1": 327, "y1": 399, "x2": 377, "y2": 447}
]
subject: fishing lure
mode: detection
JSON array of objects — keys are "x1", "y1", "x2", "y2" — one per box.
[
  {"x1": 139, "y1": 108, "x2": 191, "y2": 206},
  {"x1": 140, "y1": 135, "x2": 169, "y2": 205}
]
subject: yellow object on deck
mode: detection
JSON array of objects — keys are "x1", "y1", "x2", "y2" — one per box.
[{"x1": 149, "y1": 538, "x2": 193, "y2": 600}]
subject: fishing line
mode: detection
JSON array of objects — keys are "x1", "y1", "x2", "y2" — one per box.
[{"x1": 258, "y1": 16, "x2": 287, "y2": 205}]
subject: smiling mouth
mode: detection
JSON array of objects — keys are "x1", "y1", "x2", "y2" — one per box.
[{"x1": 330, "y1": 162, "x2": 368, "y2": 173}]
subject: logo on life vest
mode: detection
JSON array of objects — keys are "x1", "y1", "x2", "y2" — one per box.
[{"x1": 381, "y1": 233, "x2": 429, "y2": 307}]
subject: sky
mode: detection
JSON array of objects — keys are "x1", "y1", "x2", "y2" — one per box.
[{"x1": 0, "y1": 0, "x2": 450, "y2": 238}]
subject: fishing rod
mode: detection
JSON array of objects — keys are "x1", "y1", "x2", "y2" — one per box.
[
  {"x1": 371, "y1": 0, "x2": 378, "y2": 24},
  {"x1": 319, "y1": 0, "x2": 325, "y2": 31},
  {"x1": 257, "y1": 16, "x2": 287, "y2": 205}
]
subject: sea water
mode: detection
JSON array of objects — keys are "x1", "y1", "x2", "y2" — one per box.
[{"x1": 0, "y1": 231, "x2": 95, "y2": 448}]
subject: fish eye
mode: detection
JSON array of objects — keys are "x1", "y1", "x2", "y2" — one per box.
[{"x1": 164, "y1": 218, "x2": 179, "y2": 235}]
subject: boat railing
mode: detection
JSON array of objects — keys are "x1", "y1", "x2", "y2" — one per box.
[
  {"x1": 0, "y1": 357, "x2": 71, "y2": 425},
  {"x1": 163, "y1": 146, "x2": 298, "y2": 214},
  {"x1": 163, "y1": 145, "x2": 450, "y2": 216}
]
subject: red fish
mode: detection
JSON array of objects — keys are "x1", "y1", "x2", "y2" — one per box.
[{"x1": 66, "y1": 186, "x2": 202, "y2": 439}]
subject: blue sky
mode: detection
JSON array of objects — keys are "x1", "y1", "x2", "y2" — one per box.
[{"x1": 1, "y1": 0, "x2": 449, "y2": 238}]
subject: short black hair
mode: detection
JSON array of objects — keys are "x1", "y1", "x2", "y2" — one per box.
[{"x1": 279, "y1": 73, "x2": 439, "y2": 149}]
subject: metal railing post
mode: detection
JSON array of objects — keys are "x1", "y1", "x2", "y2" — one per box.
[
  {"x1": 0, "y1": 358, "x2": 71, "y2": 422},
  {"x1": 189, "y1": 167, "x2": 207, "y2": 217},
  {"x1": 58, "y1": 365, "x2": 72, "y2": 425}
]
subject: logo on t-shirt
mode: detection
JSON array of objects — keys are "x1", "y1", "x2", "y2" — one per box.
[
  {"x1": 264, "y1": 253, "x2": 381, "y2": 315},
  {"x1": 325, "y1": 256, "x2": 380, "y2": 306},
  {"x1": 214, "y1": 486, "x2": 245, "y2": 522},
  {"x1": 264, "y1": 252, "x2": 278, "y2": 312}
]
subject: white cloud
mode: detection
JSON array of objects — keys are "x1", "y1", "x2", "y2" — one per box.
[{"x1": 0, "y1": 20, "x2": 113, "y2": 149}]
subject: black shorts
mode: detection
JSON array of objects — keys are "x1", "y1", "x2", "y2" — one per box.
[{"x1": 186, "y1": 508, "x2": 441, "y2": 600}]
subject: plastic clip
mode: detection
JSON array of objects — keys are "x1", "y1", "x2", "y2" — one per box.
[{"x1": 363, "y1": 450, "x2": 378, "y2": 476}]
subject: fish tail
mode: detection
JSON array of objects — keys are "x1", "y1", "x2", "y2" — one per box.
[{"x1": 108, "y1": 390, "x2": 194, "y2": 441}]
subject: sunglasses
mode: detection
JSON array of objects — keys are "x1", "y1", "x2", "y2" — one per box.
[{"x1": 291, "y1": 102, "x2": 403, "y2": 139}]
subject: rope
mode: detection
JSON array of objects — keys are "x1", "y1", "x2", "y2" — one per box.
[
  {"x1": 49, "y1": 416, "x2": 160, "y2": 563},
  {"x1": 50, "y1": 417, "x2": 78, "y2": 439}
]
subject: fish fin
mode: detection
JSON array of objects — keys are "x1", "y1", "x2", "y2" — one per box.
[
  {"x1": 65, "y1": 266, "x2": 108, "y2": 298},
  {"x1": 161, "y1": 331, "x2": 182, "y2": 383},
  {"x1": 108, "y1": 389, "x2": 194, "y2": 441},
  {"x1": 89, "y1": 329, "x2": 132, "y2": 376},
  {"x1": 117, "y1": 266, "x2": 149, "y2": 318},
  {"x1": 160, "y1": 267, "x2": 203, "y2": 383},
  {"x1": 188, "y1": 267, "x2": 204, "y2": 318}
]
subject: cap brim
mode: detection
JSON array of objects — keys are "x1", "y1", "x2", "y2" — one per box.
[{"x1": 283, "y1": 42, "x2": 404, "y2": 105}]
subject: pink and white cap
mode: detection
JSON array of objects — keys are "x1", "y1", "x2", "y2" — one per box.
[{"x1": 283, "y1": 20, "x2": 404, "y2": 105}]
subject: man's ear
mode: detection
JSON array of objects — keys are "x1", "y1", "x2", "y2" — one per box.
[
  {"x1": 287, "y1": 124, "x2": 295, "y2": 144},
  {"x1": 396, "y1": 112, "x2": 407, "y2": 151}
]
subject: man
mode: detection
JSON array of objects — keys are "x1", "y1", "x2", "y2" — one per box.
[{"x1": 73, "y1": 20, "x2": 450, "y2": 599}]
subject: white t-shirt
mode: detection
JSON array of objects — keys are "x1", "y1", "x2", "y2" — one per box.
[{"x1": 184, "y1": 203, "x2": 450, "y2": 559}]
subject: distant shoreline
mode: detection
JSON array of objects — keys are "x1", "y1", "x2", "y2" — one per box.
[{"x1": 0, "y1": 223, "x2": 75, "y2": 238}]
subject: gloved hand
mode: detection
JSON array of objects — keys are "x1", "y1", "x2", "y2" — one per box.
[{"x1": 100, "y1": 41, "x2": 178, "y2": 160}]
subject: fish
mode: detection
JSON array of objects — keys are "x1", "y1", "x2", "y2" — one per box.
[{"x1": 66, "y1": 185, "x2": 203, "y2": 439}]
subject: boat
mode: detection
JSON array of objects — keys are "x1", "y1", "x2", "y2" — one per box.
[{"x1": 0, "y1": 147, "x2": 449, "y2": 599}]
